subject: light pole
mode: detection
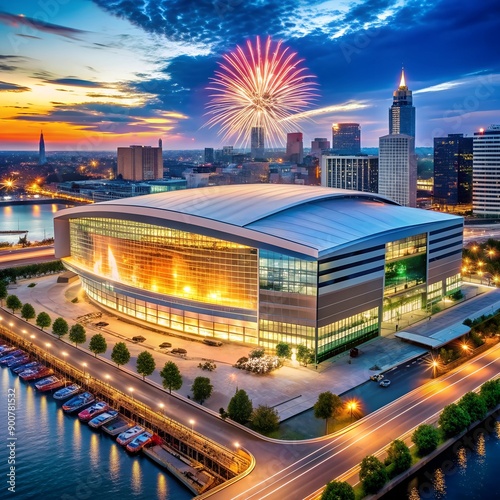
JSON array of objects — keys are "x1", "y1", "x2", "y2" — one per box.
[
  {"x1": 189, "y1": 418, "x2": 195, "y2": 434},
  {"x1": 128, "y1": 387, "x2": 135, "y2": 401},
  {"x1": 82, "y1": 362, "x2": 87, "y2": 375},
  {"x1": 159, "y1": 403, "x2": 165, "y2": 415},
  {"x1": 347, "y1": 401, "x2": 357, "y2": 422}
]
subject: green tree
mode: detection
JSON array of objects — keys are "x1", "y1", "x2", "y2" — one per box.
[
  {"x1": 275, "y1": 341, "x2": 291, "y2": 359},
  {"x1": 35, "y1": 312, "x2": 51, "y2": 330},
  {"x1": 6, "y1": 294, "x2": 22, "y2": 313},
  {"x1": 111, "y1": 342, "x2": 131, "y2": 368},
  {"x1": 88, "y1": 333, "x2": 107, "y2": 357},
  {"x1": 480, "y1": 379, "x2": 500, "y2": 409},
  {"x1": 52, "y1": 317, "x2": 69, "y2": 339},
  {"x1": 191, "y1": 376, "x2": 213, "y2": 403},
  {"x1": 69, "y1": 323, "x2": 86, "y2": 347},
  {"x1": 321, "y1": 481, "x2": 355, "y2": 500},
  {"x1": 251, "y1": 404, "x2": 280, "y2": 433},
  {"x1": 21, "y1": 302, "x2": 36, "y2": 322},
  {"x1": 313, "y1": 391, "x2": 343, "y2": 433},
  {"x1": 411, "y1": 424, "x2": 439, "y2": 455},
  {"x1": 385, "y1": 439, "x2": 412, "y2": 477},
  {"x1": 160, "y1": 361, "x2": 183, "y2": 394},
  {"x1": 439, "y1": 403, "x2": 470, "y2": 438},
  {"x1": 136, "y1": 350, "x2": 156, "y2": 380},
  {"x1": 296, "y1": 344, "x2": 313, "y2": 366},
  {"x1": 359, "y1": 455, "x2": 388, "y2": 494},
  {"x1": 458, "y1": 391, "x2": 487, "y2": 423},
  {"x1": 0, "y1": 281, "x2": 7, "y2": 306},
  {"x1": 227, "y1": 389, "x2": 253, "y2": 423}
]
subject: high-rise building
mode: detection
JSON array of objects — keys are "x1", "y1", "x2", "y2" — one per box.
[
  {"x1": 322, "y1": 155, "x2": 378, "y2": 193},
  {"x1": 204, "y1": 148, "x2": 214, "y2": 164},
  {"x1": 39, "y1": 131, "x2": 46, "y2": 165},
  {"x1": 378, "y1": 134, "x2": 417, "y2": 207},
  {"x1": 117, "y1": 145, "x2": 163, "y2": 181},
  {"x1": 389, "y1": 69, "x2": 415, "y2": 138},
  {"x1": 251, "y1": 127, "x2": 265, "y2": 159},
  {"x1": 311, "y1": 138, "x2": 330, "y2": 157},
  {"x1": 158, "y1": 138, "x2": 162, "y2": 149},
  {"x1": 286, "y1": 132, "x2": 303, "y2": 164},
  {"x1": 434, "y1": 134, "x2": 473, "y2": 206},
  {"x1": 331, "y1": 123, "x2": 361, "y2": 154},
  {"x1": 473, "y1": 125, "x2": 500, "y2": 217}
]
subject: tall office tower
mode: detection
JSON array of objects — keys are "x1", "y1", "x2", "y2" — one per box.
[
  {"x1": 117, "y1": 145, "x2": 163, "y2": 181},
  {"x1": 378, "y1": 134, "x2": 417, "y2": 207},
  {"x1": 311, "y1": 138, "x2": 330, "y2": 157},
  {"x1": 331, "y1": 123, "x2": 361, "y2": 154},
  {"x1": 250, "y1": 127, "x2": 265, "y2": 159},
  {"x1": 434, "y1": 134, "x2": 473, "y2": 206},
  {"x1": 158, "y1": 138, "x2": 162, "y2": 149},
  {"x1": 389, "y1": 69, "x2": 415, "y2": 138},
  {"x1": 473, "y1": 125, "x2": 500, "y2": 217},
  {"x1": 39, "y1": 131, "x2": 46, "y2": 165},
  {"x1": 286, "y1": 132, "x2": 303, "y2": 164},
  {"x1": 204, "y1": 147, "x2": 214, "y2": 163},
  {"x1": 321, "y1": 155, "x2": 378, "y2": 193}
]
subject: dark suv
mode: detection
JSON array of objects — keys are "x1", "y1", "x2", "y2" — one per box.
[
  {"x1": 171, "y1": 348, "x2": 187, "y2": 355},
  {"x1": 132, "y1": 336, "x2": 146, "y2": 343}
]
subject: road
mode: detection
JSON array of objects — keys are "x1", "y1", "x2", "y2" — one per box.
[
  {"x1": 0, "y1": 246, "x2": 55, "y2": 269},
  {"x1": 2, "y1": 309, "x2": 499, "y2": 500}
]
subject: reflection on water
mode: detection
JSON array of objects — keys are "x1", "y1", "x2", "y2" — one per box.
[
  {"x1": 433, "y1": 469, "x2": 446, "y2": 498},
  {"x1": 456, "y1": 446, "x2": 467, "y2": 472}
]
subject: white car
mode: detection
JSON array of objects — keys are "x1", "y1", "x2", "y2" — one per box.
[{"x1": 379, "y1": 379, "x2": 391, "y2": 388}]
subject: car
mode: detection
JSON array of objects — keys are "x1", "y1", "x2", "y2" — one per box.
[
  {"x1": 159, "y1": 342, "x2": 172, "y2": 348},
  {"x1": 132, "y1": 335, "x2": 146, "y2": 343},
  {"x1": 370, "y1": 374, "x2": 384, "y2": 382},
  {"x1": 171, "y1": 348, "x2": 187, "y2": 355},
  {"x1": 202, "y1": 339, "x2": 223, "y2": 347},
  {"x1": 379, "y1": 379, "x2": 391, "y2": 387},
  {"x1": 94, "y1": 321, "x2": 109, "y2": 328}
]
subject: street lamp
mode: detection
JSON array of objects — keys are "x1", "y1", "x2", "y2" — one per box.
[
  {"x1": 189, "y1": 418, "x2": 195, "y2": 434},
  {"x1": 128, "y1": 387, "x2": 135, "y2": 400},
  {"x1": 82, "y1": 362, "x2": 87, "y2": 375},
  {"x1": 347, "y1": 400, "x2": 358, "y2": 422}
]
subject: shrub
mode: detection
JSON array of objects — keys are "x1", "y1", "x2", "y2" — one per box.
[
  {"x1": 234, "y1": 355, "x2": 282, "y2": 373},
  {"x1": 385, "y1": 440, "x2": 412, "y2": 477},
  {"x1": 412, "y1": 424, "x2": 439, "y2": 455},
  {"x1": 251, "y1": 405, "x2": 279, "y2": 433},
  {"x1": 470, "y1": 331, "x2": 485, "y2": 347},
  {"x1": 321, "y1": 481, "x2": 355, "y2": 500},
  {"x1": 480, "y1": 379, "x2": 500, "y2": 409},
  {"x1": 458, "y1": 392, "x2": 487, "y2": 423},
  {"x1": 249, "y1": 348, "x2": 265, "y2": 358},
  {"x1": 227, "y1": 389, "x2": 253, "y2": 424},
  {"x1": 198, "y1": 361, "x2": 216, "y2": 371},
  {"x1": 359, "y1": 455, "x2": 388, "y2": 494},
  {"x1": 439, "y1": 403, "x2": 470, "y2": 438}
]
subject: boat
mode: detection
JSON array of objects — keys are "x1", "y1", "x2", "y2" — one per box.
[
  {"x1": 101, "y1": 416, "x2": 131, "y2": 436},
  {"x1": 88, "y1": 410, "x2": 119, "y2": 429},
  {"x1": 116, "y1": 425, "x2": 145, "y2": 446},
  {"x1": 5, "y1": 355, "x2": 30, "y2": 368},
  {"x1": 0, "y1": 350, "x2": 24, "y2": 363},
  {"x1": 0, "y1": 346, "x2": 16, "y2": 355},
  {"x1": 126, "y1": 432, "x2": 153, "y2": 453},
  {"x1": 53, "y1": 384, "x2": 80, "y2": 400},
  {"x1": 62, "y1": 392, "x2": 95, "y2": 413},
  {"x1": 12, "y1": 361, "x2": 40, "y2": 374},
  {"x1": 78, "y1": 401, "x2": 110, "y2": 422},
  {"x1": 35, "y1": 376, "x2": 65, "y2": 392},
  {"x1": 19, "y1": 366, "x2": 53, "y2": 381}
]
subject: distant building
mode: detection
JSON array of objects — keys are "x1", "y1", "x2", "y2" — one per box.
[
  {"x1": 322, "y1": 155, "x2": 378, "y2": 193},
  {"x1": 117, "y1": 145, "x2": 163, "y2": 181},
  {"x1": 433, "y1": 134, "x2": 473, "y2": 206},
  {"x1": 331, "y1": 123, "x2": 361, "y2": 154},
  {"x1": 286, "y1": 132, "x2": 303, "y2": 164},
  {"x1": 389, "y1": 69, "x2": 415, "y2": 139},
  {"x1": 39, "y1": 131, "x2": 46, "y2": 165},
  {"x1": 204, "y1": 147, "x2": 214, "y2": 164},
  {"x1": 311, "y1": 138, "x2": 330, "y2": 157},
  {"x1": 251, "y1": 127, "x2": 265, "y2": 159},
  {"x1": 473, "y1": 125, "x2": 500, "y2": 217}
]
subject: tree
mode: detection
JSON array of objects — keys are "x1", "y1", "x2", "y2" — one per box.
[
  {"x1": 36, "y1": 312, "x2": 51, "y2": 330},
  {"x1": 296, "y1": 344, "x2": 313, "y2": 366},
  {"x1": 191, "y1": 376, "x2": 213, "y2": 403},
  {"x1": 385, "y1": 439, "x2": 412, "y2": 477},
  {"x1": 439, "y1": 403, "x2": 470, "y2": 438},
  {"x1": 227, "y1": 389, "x2": 253, "y2": 423},
  {"x1": 321, "y1": 481, "x2": 355, "y2": 500},
  {"x1": 52, "y1": 317, "x2": 69, "y2": 339},
  {"x1": 160, "y1": 361, "x2": 182, "y2": 394},
  {"x1": 275, "y1": 341, "x2": 291, "y2": 359},
  {"x1": 458, "y1": 391, "x2": 487, "y2": 424},
  {"x1": 480, "y1": 379, "x2": 500, "y2": 410},
  {"x1": 136, "y1": 351, "x2": 156, "y2": 380},
  {"x1": 251, "y1": 404, "x2": 280, "y2": 433},
  {"x1": 69, "y1": 323, "x2": 86, "y2": 347},
  {"x1": 411, "y1": 424, "x2": 439, "y2": 455},
  {"x1": 314, "y1": 391, "x2": 343, "y2": 433},
  {"x1": 111, "y1": 342, "x2": 131, "y2": 368},
  {"x1": 359, "y1": 455, "x2": 388, "y2": 494},
  {"x1": 6, "y1": 294, "x2": 22, "y2": 313},
  {"x1": 89, "y1": 333, "x2": 107, "y2": 357},
  {"x1": 21, "y1": 302, "x2": 36, "y2": 322},
  {"x1": 0, "y1": 281, "x2": 7, "y2": 306}
]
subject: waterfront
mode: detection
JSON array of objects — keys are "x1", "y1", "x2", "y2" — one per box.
[{"x1": 0, "y1": 366, "x2": 192, "y2": 499}]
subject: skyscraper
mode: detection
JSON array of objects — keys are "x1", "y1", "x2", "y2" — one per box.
[
  {"x1": 311, "y1": 138, "x2": 330, "y2": 157},
  {"x1": 321, "y1": 155, "x2": 378, "y2": 193},
  {"x1": 204, "y1": 147, "x2": 214, "y2": 163},
  {"x1": 286, "y1": 132, "x2": 303, "y2": 164},
  {"x1": 117, "y1": 145, "x2": 163, "y2": 181},
  {"x1": 39, "y1": 131, "x2": 46, "y2": 165},
  {"x1": 473, "y1": 125, "x2": 500, "y2": 217},
  {"x1": 389, "y1": 69, "x2": 415, "y2": 138},
  {"x1": 331, "y1": 123, "x2": 361, "y2": 154},
  {"x1": 250, "y1": 127, "x2": 265, "y2": 159},
  {"x1": 434, "y1": 134, "x2": 473, "y2": 207}
]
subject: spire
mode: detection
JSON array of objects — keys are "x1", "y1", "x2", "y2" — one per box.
[{"x1": 399, "y1": 68, "x2": 406, "y2": 88}]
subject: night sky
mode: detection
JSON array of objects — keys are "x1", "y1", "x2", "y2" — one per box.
[{"x1": 0, "y1": 0, "x2": 499, "y2": 150}]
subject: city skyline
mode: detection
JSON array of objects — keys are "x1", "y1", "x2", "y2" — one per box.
[{"x1": 0, "y1": 0, "x2": 498, "y2": 151}]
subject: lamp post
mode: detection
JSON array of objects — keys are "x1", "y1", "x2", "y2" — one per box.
[
  {"x1": 128, "y1": 387, "x2": 135, "y2": 401},
  {"x1": 82, "y1": 362, "x2": 87, "y2": 375},
  {"x1": 347, "y1": 401, "x2": 357, "y2": 422},
  {"x1": 159, "y1": 403, "x2": 165, "y2": 415},
  {"x1": 189, "y1": 418, "x2": 195, "y2": 434}
]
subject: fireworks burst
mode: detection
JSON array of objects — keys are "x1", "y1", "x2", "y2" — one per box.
[{"x1": 205, "y1": 36, "x2": 317, "y2": 147}]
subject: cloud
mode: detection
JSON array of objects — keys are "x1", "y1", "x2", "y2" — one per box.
[
  {"x1": 0, "y1": 80, "x2": 30, "y2": 92},
  {"x1": 16, "y1": 33, "x2": 41, "y2": 40},
  {"x1": 41, "y1": 77, "x2": 105, "y2": 88}
]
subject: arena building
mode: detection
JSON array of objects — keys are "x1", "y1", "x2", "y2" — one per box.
[{"x1": 54, "y1": 184, "x2": 463, "y2": 362}]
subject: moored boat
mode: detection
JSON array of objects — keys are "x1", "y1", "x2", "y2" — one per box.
[
  {"x1": 53, "y1": 383, "x2": 80, "y2": 400},
  {"x1": 0, "y1": 346, "x2": 17, "y2": 356},
  {"x1": 78, "y1": 401, "x2": 109, "y2": 422},
  {"x1": 19, "y1": 366, "x2": 53, "y2": 381},
  {"x1": 0, "y1": 350, "x2": 24, "y2": 364},
  {"x1": 12, "y1": 361, "x2": 40, "y2": 374},
  {"x1": 62, "y1": 392, "x2": 95, "y2": 413},
  {"x1": 5, "y1": 355, "x2": 30, "y2": 368},
  {"x1": 116, "y1": 425, "x2": 145, "y2": 446},
  {"x1": 35, "y1": 376, "x2": 65, "y2": 392},
  {"x1": 88, "y1": 410, "x2": 118, "y2": 429},
  {"x1": 126, "y1": 432, "x2": 153, "y2": 453}
]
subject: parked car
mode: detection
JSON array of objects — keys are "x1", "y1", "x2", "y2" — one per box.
[
  {"x1": 171, "y1": 348, "x2": 187, "y2": 355},
  {"x1": 370, "y1": 374, "x2": 384, "y2": 382},
  {"x1": 94, "y1": 321, "x2": 109, "y2": 328},
  {"x1": 159, "y1": 342, "x2": 172, "y2": 348},
  {"x1": 379, "y1": 379, "x2": 391, "y2": 387},
  {"x1": 202, "y1": 339, "x2": 223, "y2": 347},
  {"x1": 132, "y1": 336, "x2": 146, "y2": 343}
]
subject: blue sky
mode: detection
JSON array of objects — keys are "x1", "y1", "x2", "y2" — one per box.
[{"x1": 0, "y1": 0, "x2": 498, "y2": 150}]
